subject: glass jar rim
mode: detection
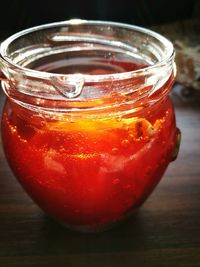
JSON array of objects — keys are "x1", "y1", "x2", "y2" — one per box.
[{"x1": 0, "y1": 19, "x2": 174, "y2": 83}]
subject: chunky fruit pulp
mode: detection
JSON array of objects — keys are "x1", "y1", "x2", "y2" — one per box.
[{"x1": 1, "y1": 61, "x2": 177, "y2": 228}]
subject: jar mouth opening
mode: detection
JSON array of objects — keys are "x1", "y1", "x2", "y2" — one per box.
[{"x1": 0, "y1": 19, "x2": 174, "y2": 83}]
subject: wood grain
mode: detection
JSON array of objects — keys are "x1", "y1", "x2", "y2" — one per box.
[{"x1": 0, "y1": 84, "x2": 200, "y2": 267}]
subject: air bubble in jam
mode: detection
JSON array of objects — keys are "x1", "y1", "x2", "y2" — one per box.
[
  {"x1": 121, "y1": 139, "x2": 129, "y2": 147},
  {"x1": 112, "y1": 147, "x2": 118, "y2": 154},
  {"x1": 128, "y1": 134, "x2": 134, "y2": 142}
]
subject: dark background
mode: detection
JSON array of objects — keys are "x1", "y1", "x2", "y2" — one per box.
[{"x1": 0, "y1": 0, "x2": 199, "y2": 38}]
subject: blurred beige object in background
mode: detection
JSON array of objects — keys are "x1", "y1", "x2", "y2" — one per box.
[
  {"x1": 152, "y1": 19, "x2": 200, "y2": 90},
  {"x1": 175, "y1": 41, "x2": 200, "y2": 90}
]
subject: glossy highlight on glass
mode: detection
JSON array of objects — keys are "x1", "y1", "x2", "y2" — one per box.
[{"x1": 0, "y1": 20, "x2": 180, "y2": 232}]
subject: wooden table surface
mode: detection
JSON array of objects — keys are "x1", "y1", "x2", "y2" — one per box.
[{"x1": 0, "y1": 85, "x2": 200, "y2": 267}]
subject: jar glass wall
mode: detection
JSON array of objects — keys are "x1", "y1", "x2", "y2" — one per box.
[{"x1": 0, "y1": 20, "x2": 180, "y2": 232}]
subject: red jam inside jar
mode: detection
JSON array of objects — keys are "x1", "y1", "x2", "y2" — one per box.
[{"x1": 0, "y1": 20, "x2": 180, "y2": 232}]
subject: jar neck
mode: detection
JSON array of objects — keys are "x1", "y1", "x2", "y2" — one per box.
[{"x1": 2, "y1": 66, "x2": 175, "y2": 119}]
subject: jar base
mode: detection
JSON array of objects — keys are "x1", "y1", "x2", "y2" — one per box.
[{"x1": 56, "y1": 210, "x2": 136, "y2": 233}]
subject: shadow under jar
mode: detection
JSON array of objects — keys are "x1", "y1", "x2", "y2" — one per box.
[{"x1": 0, "y1": 20, "x2": 180, "y2": 232}]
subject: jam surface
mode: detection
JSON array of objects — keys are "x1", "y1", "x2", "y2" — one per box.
[{"x1": 1, "y1": 59, "x2": 177, "y2": 229}]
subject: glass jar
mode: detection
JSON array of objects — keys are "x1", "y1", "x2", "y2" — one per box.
[{"x1": 0, "y1": 20, "x2": 180, "y2": 232}]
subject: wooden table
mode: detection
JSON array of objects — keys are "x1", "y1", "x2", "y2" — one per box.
[{"x1": 0, "y1": 85, "x2": 200, "y2": 267}]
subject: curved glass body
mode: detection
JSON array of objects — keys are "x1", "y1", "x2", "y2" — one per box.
[{"x1": 0, "y1": 20, "x2": 179, "y2": 232}]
